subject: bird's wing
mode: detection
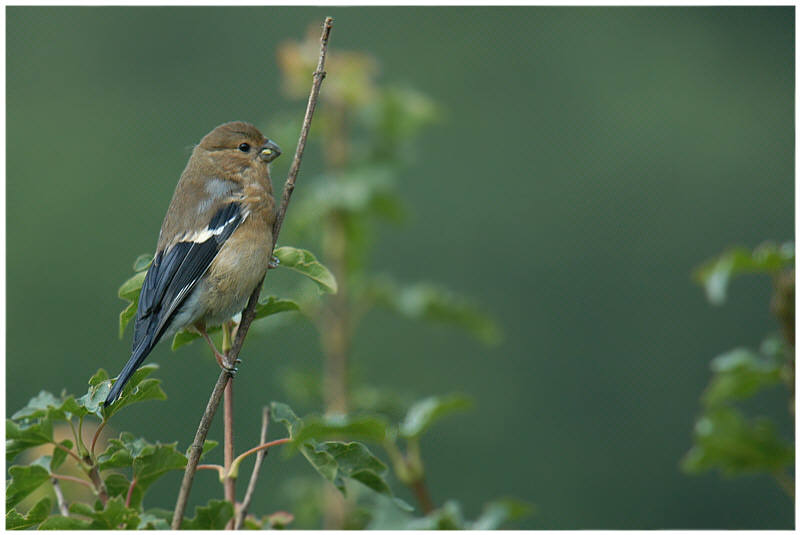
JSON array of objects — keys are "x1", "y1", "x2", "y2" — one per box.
[{"x1": 133, "y1": 201, "x2": 246, "y2": 354}]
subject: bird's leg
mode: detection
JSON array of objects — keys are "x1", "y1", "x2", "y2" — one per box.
[
  {"x1": 195, "y1": 321, "x2": 234, "y2": 371},
  {"x1": 268, "y1": 255, "x2": 280, "y2": 269}
]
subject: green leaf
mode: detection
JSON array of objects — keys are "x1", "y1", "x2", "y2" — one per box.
[
  {"x1": 138, "y1": 511, "x2": 171, "y2": 530},
  {"x1": 682, "y1": 406, "x2": 794, "y2": 475},
  {"x1": 293, "y1": 168, "x2": 405, "y2": 227},
  {"x1": 118, "y1": 270, "x2": 147, "y2": 337},
  {"x1": 406, "y1": 500, "x2": 465, "y2": 529},
  {"x1": 300, "y1": 441, "x2": 380, "y2": 494},
  {"x1": 88, "y1": 368, "x2": 111, "y2": 387},
  {"x1": 10, "y1": 391, "x2": 62, "y2": 420},
  {"x1": 101, "y1": 364, "x2": 166, "y2": 419},
  {"x1": 702, "y1": 348, "x2": 782, "y2": 407},
  {"x1": 467, "y1": 498, "x2": 534, "y2": 529},
  {"x1": 6, "y1": 496, "x2": 51, "y2": 530},
  {"x1": 119, "y1": 270, "x2": 147, "y2": 301},
  {"x1": 400, "y1": 393, "x2": 474, "y2": 439},
  {"x1": 170, "y1": 328, "x2": 203, "y2": 350},
  {"x1": 269, "y1": 402, "x2": 410, "y2": 510},
  {"x1": 6, "y1": 418, "x2": 54, "y2": 462},
  {"x1": 61, "y1": 497, "x2": 140, "y2": 529},
  {"x1": 270, "y1": 402, "x2": 303, "y2": 439},
  {"x1": 119, "y1": 301, "x2": 137, "y2": 339},
  {"x1": 98, "y1": 433, "x2": 187, "y2": 493},
  {"x1": 97, "y1": 432, "x2": 145, "y2": 470},
  {"x1": 195, "y1": 439, "x2": 219, "y2": 461},
  {"x1": 133, "y1": 253, "x2": 153, "y2": 272},
  {"x1": 693, "y1": 241, "x2": 795, "y2": 305},
  {"x1": 105, "y1": 473, "x2": 145, "y2": 511},
  {"x1": 50, "y1": 439, "x2": 73, "y2": 471},
  {"x1": 300, "y1": 441, "x2": 411, "y2": 510},
  {"x1": 293, "y1": 413, "x2": 393, "y2": 445},
  {"x1": 11, "y1": 393, "x2": 88, "y2": 426},
  {"x1": 273, "y1": 246, "x2": 338, "y2": 294},
  {"x1": 254, "y1": 295, "x2": 301, "y2": 320},
  {"x1": 6, "y1": 464, "x2": 51, "y2": 509},
  {"x1": 38, "y1": 515, "x2": 93, "y2": 530},
  {"x1": 182, "y1": 499, "x2": 234, "y2": 530},
  {"x1": 133, "y1": 441, "x2": 187, "y2": 491},
  {"x1": 365, "y1": 277, "x2": 502, "y2": 345}
]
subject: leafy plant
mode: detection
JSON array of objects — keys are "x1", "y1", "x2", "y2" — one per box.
[
  {"x1": 683, "y1": 241, "x2": 794, "y2": 496},
  {"x1": 7, "y1": 22, "x2": 528, "y2": 530}
]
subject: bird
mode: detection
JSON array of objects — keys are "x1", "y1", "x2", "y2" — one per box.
[{"x1": 105, "y1": 121, "x2": 281, "y2": 407}]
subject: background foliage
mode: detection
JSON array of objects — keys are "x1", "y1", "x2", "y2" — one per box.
[{"x1": 6, "y1": 6, "x2": 794, "y2": 528}]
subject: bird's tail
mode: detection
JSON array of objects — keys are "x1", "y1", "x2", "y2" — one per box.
[{"x1": 104, "y1": 342, "x2": 154, "y2": 407}]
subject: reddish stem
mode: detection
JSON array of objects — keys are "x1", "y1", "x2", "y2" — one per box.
[
  {"x1": 50, "y1": 472, "x2": 93, "y2": 489},
  {"x1": 54, "y1": 442, "x2": 85, "y2": 466},
  {"x1": 236, "y1": 438, "x2": 291, "y2": 460},
  {"x1": 125, "y1": 478, "x2": 137, "y2": 507}
]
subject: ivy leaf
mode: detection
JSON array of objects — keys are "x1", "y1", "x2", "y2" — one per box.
[
  {"x1": 10, "y1": 391, "x2": 61, "y2": 420},
  {"x1": 293, "y1": 413, "x2": 393, "y2": 445},
  {"x1": 693, "y1": 241, "x2": 794, "y2": 305},
  {"x1": 273, "y1": 246, "x2": 338, "y2": 294},
  {"x1": 682, "y1": 406, "x2": 794, "y2": 475},
  {"x1": 5, "y1": 496, "x2": 51, "y2": 530},
  {"x1": 132, "y1": 441, "x2": 187, "y2": 491},
  {"x1": 408, "y1": 500, "x2": 465, "y2": 529},
  {"x1": 400, "y1": 393, "x2": 474, "y2": 439},
  {"x1": 171, "y1": 328, "x2": 204, "y2": 351},
  {"x1": 58, "y1": 497, "x2": 140, "y2": 529},
  {"x1": 97, "y1": 432, "x2": 147, "y2": 470},
  {"x1": 116, "y1": 251, "x2": 153, "y2": 338},
  {"x1": 467, "y1": 498, "x2": 534, "y2": 529},
  {"x1": 6, "y1": 418, "x2": 54, "y2": 463},
  {"x1": 105, "y1": 473, "x2": 144, "y2": 511},
  {"x1": 300, "y1": 441, "x2": 411, "y2": 510},
  {"x1": 182, "y1": 499, "x2": 234, "y2": 530},
  {"x1": 6, "y1": 463, "x2": 51, "y2": 509},
  {"x1": 702, "y1": 348, "x2": 782, "y2": 407},
  {"x1": 118, "y1": 270, "x2": 147, "y2": 338},
  {"x1": 37, "y1": 516, "x2": 93, "y2": 530},
  {"x1": 254, "y1": 295, "x2": 301, "y2": 320},
  {"x1": 138, "y1": 511, "x2": 171, "y2": 530},
  {"x1": 101, "y1": 364, "x2": 166, "y2": 419},
  {"x1": 365, "y1": 277, "x2": 502, "y2": 345},
  {"x1": 50, "y1": 439, "x2": 73, "y2": 471},
  {"x1": 194, "y1": 439, "x2": 219, "y2": 461},
  {"x1": 116, "y1": 251, "x2": 153, "y2": 337},
  {"x1": 270, "y1": 402, "x2": 408, "y2": 510},
  {"x1": 270, "y1": 401, "x2": 303, "y2": 439},
  {"x1": 132, "y1": 253, "x2": 153, "y2": 272},
  {"x1": 98, "y1": 433, "x2": 186, "y2": 494}
]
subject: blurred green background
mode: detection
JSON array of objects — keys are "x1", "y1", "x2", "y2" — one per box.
[{"x1": 6, "y1": 6, "x2": 794, "y2": 529}]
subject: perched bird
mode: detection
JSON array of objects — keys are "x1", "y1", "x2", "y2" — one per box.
[{"x1": 105, "y1": 121, "x2": 281, "y2": 407}]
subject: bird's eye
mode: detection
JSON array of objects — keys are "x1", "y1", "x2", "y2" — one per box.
[{"x1": 238, "y1": 143, "x2": 251, "y2": 152}]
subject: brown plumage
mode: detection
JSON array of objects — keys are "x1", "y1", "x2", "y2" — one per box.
[{"x1": 106, "y1": 121, "x2": 281, "y2": 406}]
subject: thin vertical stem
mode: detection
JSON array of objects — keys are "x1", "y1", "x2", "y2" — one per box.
[
  {"x1": 224, "y1": 381, "x2": 236, "y2": 529},
  {"x1": 171, "y1": 18, "x2": 332, "y2": 529},
  {"x1": 235, "y1": 407, "x2": 271, "y2": 529}
]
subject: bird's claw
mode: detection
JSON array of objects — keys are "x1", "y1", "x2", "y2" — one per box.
[
  {"x1": 268, "y1": 255, "x2": 280, "y2": 269},
  {"x1": 222, "y1": 357, "x2": 242, "y2": 376}
]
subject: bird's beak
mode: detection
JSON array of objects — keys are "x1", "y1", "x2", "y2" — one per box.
[{"x1": 259, "y1": 140, "x2": 281, "y2": 163}]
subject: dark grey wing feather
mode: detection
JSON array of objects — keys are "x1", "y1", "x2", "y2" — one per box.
[{"x1": 105, "y1": 202, "x2": 244, "y2": 406}]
